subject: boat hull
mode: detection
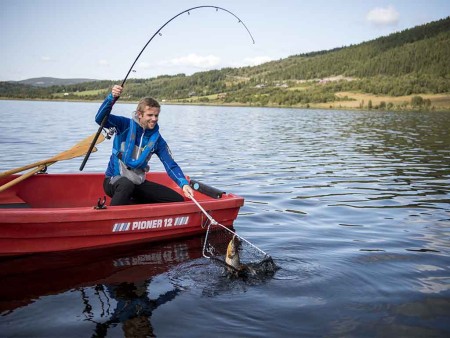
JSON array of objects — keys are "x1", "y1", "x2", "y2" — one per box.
[{"x1": 0, "y1": 172, "x2": 244, "y2": 256}]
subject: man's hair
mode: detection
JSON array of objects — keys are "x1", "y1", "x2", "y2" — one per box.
[{"x1": 137, "y1": 97, "x2": 160, "y2": 112}]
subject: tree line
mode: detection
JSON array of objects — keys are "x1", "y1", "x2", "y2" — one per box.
[{"x1": 1, "y1": 17, "x2": 448, "y2": 107}]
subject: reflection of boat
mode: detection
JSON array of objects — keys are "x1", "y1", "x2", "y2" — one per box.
[
  {"x1": 0, "y1": 172, "x2": 244, "y2": 256},
  {"x1": 0, "y1": 235, "x2": 212, "y2": 314}
]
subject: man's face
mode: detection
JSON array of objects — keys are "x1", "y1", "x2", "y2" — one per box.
[{"x1": 138, "y1": 106, "x2": 160, "y2": 129}]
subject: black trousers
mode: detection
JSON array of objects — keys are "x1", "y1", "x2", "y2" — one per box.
[{"x1": 103, "y1": 177, "x2": 184, "y2": 206}]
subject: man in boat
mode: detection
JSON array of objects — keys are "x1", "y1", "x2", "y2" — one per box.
[{"x1": 95, "y1": 85, "x2": 194, "y2": 205}]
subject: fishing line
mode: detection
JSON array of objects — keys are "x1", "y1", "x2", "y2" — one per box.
[{"x1": 80, "y1": 5, "x2": 255, "y2": 170}]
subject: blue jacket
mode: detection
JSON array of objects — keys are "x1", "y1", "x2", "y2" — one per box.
[{"x1": 95, "y1": 93, "x2": 189, "y2": 188}]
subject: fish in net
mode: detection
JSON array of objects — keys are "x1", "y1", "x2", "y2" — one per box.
[{"x1": 190, "y1": 196, "x2": 277, "y2": 279}]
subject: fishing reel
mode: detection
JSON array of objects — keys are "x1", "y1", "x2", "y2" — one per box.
[{"x1": 104, "y1": 127, "x2": 116, "y2": 140}]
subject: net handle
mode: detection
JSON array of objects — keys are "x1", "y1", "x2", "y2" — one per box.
[
  {"x1": 190, "y1": 195, "x2": 269, "y2": 257},
  {"x1": 190, "y1": 195, "x2": 218, "y2": 225}
]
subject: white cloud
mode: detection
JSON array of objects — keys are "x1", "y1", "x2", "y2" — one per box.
[
  {"x1": 40, "y1": 56, "x2": 53, "y2": 62},
  {"x1": 98, "y1": 59, "x2": 109, "y2": 66},
  {"x1": 366, "y1": 5, "x2": 399, "y2": 26},
  {"x1": 241, "y1": 56, "x2": 273, "y2": 66},
  {"x1": 139, "y1": 62, "x2": 151, "y2": 69},
  {"x1": 162, "y1": 53, "x2": 221, "y2": 69}
]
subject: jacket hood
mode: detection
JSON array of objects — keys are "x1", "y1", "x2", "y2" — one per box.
[{"x1": 132, "y1": 110, "x2": 140, "y2": 124}]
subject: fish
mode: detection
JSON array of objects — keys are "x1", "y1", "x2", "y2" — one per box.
[
  {"x1": 225, "y1": 234, "x2": 242, "y2": 274},
  {"x1": 225, "y1": 234, "x2": 256, "y2": 278}
]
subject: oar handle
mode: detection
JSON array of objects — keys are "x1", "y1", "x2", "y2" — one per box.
[
  {"x1": 0, "y1": 160, "x2": 46, "y2": 178},
  {"x1": 0, "y1": 165, "x2": 48, "y2": 193},
  {"x1": 1, "y1": 133, "x2": 103, "y2": 178}
]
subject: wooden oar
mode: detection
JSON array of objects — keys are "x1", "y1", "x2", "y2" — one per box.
[
  {"x1": 0, "y1": 133, "x2": 105, "y2": 179},
  {"x1": 0, "y1": 165, "x2": 47, "y2": 193},
  {"x1": 0, "y1": 144, "x2": 100, "y2": 193}
]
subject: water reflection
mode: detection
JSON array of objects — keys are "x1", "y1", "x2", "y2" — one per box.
[
  {"x1": 86, "y1": 280, "x2": 180, "y2": 338},
  {"x1": 0, "y1": 237, "x2": 204, "y2": 315}
]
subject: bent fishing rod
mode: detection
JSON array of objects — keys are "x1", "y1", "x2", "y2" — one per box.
[{"x1": 79, "y1": 5, "x2": 254, "y2": 171}]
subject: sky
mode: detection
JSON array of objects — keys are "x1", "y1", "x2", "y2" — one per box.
[{"x1": 1, "y1": 0, "x2": 449, "y2": 81}]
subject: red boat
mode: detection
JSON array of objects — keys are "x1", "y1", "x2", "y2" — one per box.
[{"x1": 0, "y1": 172, "x2": 244, "y2": 257}]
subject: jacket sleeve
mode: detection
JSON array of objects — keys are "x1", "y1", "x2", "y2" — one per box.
[
  {"x1": 95, "y1": 93, "x2": 116, "y2": 128},
  {"x1": 156, "y1": 137, "x2": 189, "y2": 188},
  {"x1": 95, "y1": 93, "x2": 126, "y2": 130}
]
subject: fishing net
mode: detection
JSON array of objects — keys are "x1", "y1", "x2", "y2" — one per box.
[
  {"x1": 188, "y1": 191, "x2": 277, "y2": 279},
  {"x1": 200, "y1": 216, "x2": 278, "y2": 279}
]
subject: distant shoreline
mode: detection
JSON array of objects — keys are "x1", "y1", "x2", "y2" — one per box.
[{"x1": 1, "y1": 93, "x2": 449, "y2": 112}]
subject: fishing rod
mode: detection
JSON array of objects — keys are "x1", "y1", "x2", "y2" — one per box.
[{"x1": 80, "y1": 5, "x2": 255, "y2": 171}]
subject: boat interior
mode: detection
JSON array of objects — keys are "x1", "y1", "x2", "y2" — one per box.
[{"x1": 0, "y1": 172, "x2": 190, "y2": 208}]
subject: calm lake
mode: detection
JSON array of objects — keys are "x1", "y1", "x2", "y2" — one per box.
[{"x1": 0, "y1": 100, "x2": 449, "y2": 337}]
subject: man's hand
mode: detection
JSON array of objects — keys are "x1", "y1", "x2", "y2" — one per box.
[
  {"x1": 183, "y1": 184, "x2": 195, "y2": 199},
  {"x1": 112, "y1": 85, "x2": 123, "y2": 98}
]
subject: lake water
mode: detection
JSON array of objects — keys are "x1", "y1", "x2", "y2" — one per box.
[{"x1": 0, "y1": 100, "x2": 449, "y2": 337}]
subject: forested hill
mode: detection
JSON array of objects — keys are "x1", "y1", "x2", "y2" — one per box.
[
  {"x1": 9, "y1": 77, "x2": 97, "y2": 87},
  {"x1": 239, "y1": 15, "x2": 449, "y2": 81},
  {"x1": 1, "y1": 16, "x2": 449, "y2": 109}
]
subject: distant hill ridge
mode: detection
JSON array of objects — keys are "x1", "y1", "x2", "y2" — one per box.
[
  {"x1": 1, "y1": 16, "x2": 448, "y2": 110},
  {"x1": 9, "y1": 77, "x2": 98, "y2": 87}
]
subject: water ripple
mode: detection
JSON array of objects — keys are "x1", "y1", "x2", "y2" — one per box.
[{"x1": 1, "y1": 102, "x2": 450, "y2": 336}]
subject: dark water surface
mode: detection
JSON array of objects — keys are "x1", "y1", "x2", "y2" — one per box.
[{"x1": 1, "y1": 100, "x2": 449, "y2": 337}]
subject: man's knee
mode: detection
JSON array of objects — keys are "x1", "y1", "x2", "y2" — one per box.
[
  {"x1": 114, "y1": 177, "x2": 135, "y2": 192},
  {"x1": 109, "y1": 177, "x2": 136, "y2": 206}
]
